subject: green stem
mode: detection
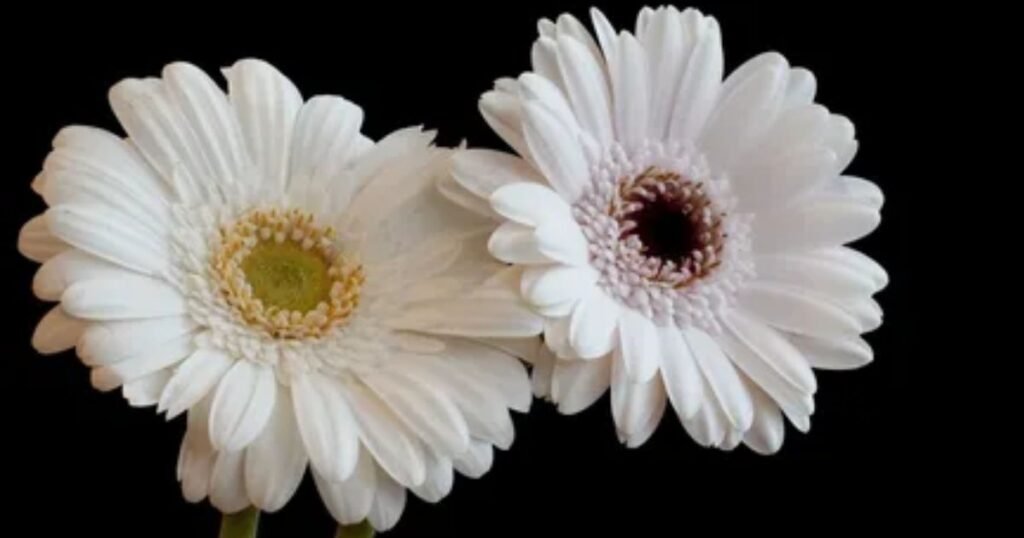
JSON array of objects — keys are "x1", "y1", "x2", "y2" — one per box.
[
  {"x1": 219, "y1": 506, "x2": 260, "y2": 538},
  {"x1": 336, "y1": 520, "x2": 374, "y2": 538}
]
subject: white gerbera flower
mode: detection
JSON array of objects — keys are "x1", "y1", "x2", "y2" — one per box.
[
  {"x1": 448, "y1": 7, "x2": 887, "y2": 453},
  {"x1": 18, "y1": 59, "x2": 541, "y2": 530}
]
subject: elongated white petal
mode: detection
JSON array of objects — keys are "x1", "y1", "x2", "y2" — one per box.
[
  {"x1": 617, "y1": 308, "x2": 660, "y2": 382},
  {"x1": 244, "y1": 389, "x2": 307, "y2": 512},
  {"x1": 742, "y1": 379, "x2": 786, "y2": 455},
  {"x1": 453, "y1": 440, "x2": 494, "y2": 478},
  {"x1": 33, "y1": 249, "x2": 126, "y2": 301},
  {"x1": 62, "y1": 275, "x2": 185, "y2": 320},
  {"x1": 345, "y1": 385, "x2": 426, "y2": 489},
  {"x1": 754, "y1": 198, "x2": 881, "y2": 253},
  {"x1": 552, "y1": 356, "x2": 611, "y2": 414},
  {"x1": 46, "y1": 205, "x2": 168, "y2": 275},
  {"x1": 658, "y1": 325, "x2": 702, "y2": 420},
  {"x1": 32, "y1": 306, "x2": 86, "y2": 355},
  {"x1": 522, "y1": 99, "x2": 588, "y2": 202},
  {"x1": 490, "y1": 182, "x2": 573, "y2": 227},
  {"x1": 611, "y1": 357, "x2": 667, "y2": 448},
  {"x1": 122, "y1": 368, "x2": 174, "y2": 407},
  {"x1": 723, "y1": 310, "x2": 817, "y2": 393},
  {"x1": 314, "y1": 448, "x2": 376, "y2": 525},
  {"x1": 209, "y1": 451, "x2": 249, "y2": 514},
  {"x1": 291, "y1": 372, "x2": 359, "y2": 483},
  {"x1": 18, "y1": 215, "x2": 67, "y2": 263},
  {"x1": 363, "y1": 368, "x2": 470, "y2": 456},
  {"x1": 789, "y1": 333, "x2": 873, "y2": 370},
  {"x1": 669, "y1": 17, "x2": 723, "y2": 142},
  {"x1": 487, "y1": 221, "x2": 553, "y2": 265},
  {"x1": 410, "y1": 451, "x2": 454, "y2": 503},
  {"x1": 556, "y1": 34, "x2": 613, "y2": 146},
  {"x1": 158, "y1": 348, "x2": 234, "y2": 419},
  {"x1": 367, "y1": 467, "x2": 407, "y2": 532},
  {"x1": 611, "y1": 33, "x2": 649, "y2": 150},
  {"x1": 209, "y1": 361, "x2": 276, "y2": 452},
  {"x1": 453, "y1": 150, "x2": 544, "y2": 203},
  {"x1": 94, "y1": 333, "x2": 193, "y2": 385},
  {"x1": 78, "y1": 316, "x2": 194, "y2": 366},
  {"x1": 390, "y1": 297, "x2": 542, "y2": 338},
  {"x1": 223, "y1": 58, "x2": 303, "y2": 190},
  {"x1": 740, "y1": 283, "x2": 862, "y2": 339},
  {"x1": 683, "y1": 327, "x2": 754, "y2": 431},
  {"x1": 569, "y1": 287, "x2": 619, "y2": 359}
]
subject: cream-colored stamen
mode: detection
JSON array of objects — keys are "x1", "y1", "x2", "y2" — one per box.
[{"x1": 213, "y1": 208, "x2": 364, "y2": 339}]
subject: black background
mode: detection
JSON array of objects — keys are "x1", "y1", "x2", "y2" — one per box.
[{"x1": 3, "y1": 2, "x2": 941, "y2": 536}]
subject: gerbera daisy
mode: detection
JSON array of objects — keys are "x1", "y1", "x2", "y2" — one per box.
[
  {"x1": 18, "y1": 58, "x2": 541, "y2": 531},
  {"x1": 447, "y1": 6, "x2": 887, "y2": 452}
]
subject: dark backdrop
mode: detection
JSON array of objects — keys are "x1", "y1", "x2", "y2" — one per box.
[{"x1": 3, "y1": 2, "x2": 936, "y2": 536}]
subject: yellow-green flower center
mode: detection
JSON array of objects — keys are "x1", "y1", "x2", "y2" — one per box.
[
  {"x1": 241, "y1": 239, "x2": 332, "y2": 314},
  {"x1": 213, "y1": 208, "x2": 364, "y2": 339}
]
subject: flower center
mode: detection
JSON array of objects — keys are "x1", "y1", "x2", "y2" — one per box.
[
  {"x1": 610, "y1": 167, "x2": 726, "y2": 288},
  {"x1": 213, "y1": 208, "x2": 364, "y2": 339}
]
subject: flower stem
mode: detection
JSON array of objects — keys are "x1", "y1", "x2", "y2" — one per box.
[
  {"x1": 219, "y1": 507, "x2": 260, "y2": 538},
  {"x1": 336, "y1": 520, "x2": 374, "y2": 538}
]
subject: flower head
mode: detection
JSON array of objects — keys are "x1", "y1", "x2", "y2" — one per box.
[
  {"x1": 19, "y1": 59, "x2": 541, "y2": 530},
  {"x1": 448, "y1": 6, "x2": 887, "y2": 452}
]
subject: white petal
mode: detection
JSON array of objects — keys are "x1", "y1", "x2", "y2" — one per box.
[
  {"x1": 569, "y1": 287, "x2": 620, "y2": 359},
  {"x1": 544, "y1": 315, "x2": 574, "y2": 359},
  {"x1": 531, "y1": 345, "x2": 556, "y2": 398},
  {"x1": 754, "y1": 198, "x2": 881, "y2": 253},
  {"x1": 453, "y1": 440, "x2": 494, "y2": 478},
  {"x1": 367, "y1": 467, "x2": 407, "y2": 532},
  {"x1": 589, "y1": 8, "x2": 618, "y2": 61},
  {"x1": 658, "y1": 325, "x2": 702, "y2": 420},
  {"x1": 522, "y1": 99, "x2": 588, "y2": 202},
  {"x1": 401, "y1": 356, "x2": 514, "y2": 451},
  {"x1": 681, "y1": 380, "x2": 728, "y2": 447},
  {"x1": 490, "y1": 181, "x2": 573, "y2": 227},
  {"x1": 314, "y1": 448, "x2": 376, "y2": 525},
  {"x1": 783, "y1": 68, "x2": 817, "y2": 109},
  {"x1": 700, "y1": 53, "x2": 787, "y2": 169},
  {"x1": 78, "y1": 316, "x2": 195, "y2": 366},
  {"x1": 391, "y1": 296, "x2": 542, "y2": 338},
  {"x1": 223, "y1": 59, "x2": 303, "y2": 190},
  {"x1": 244, "y1": 388, "x2": 307, "y2": 512},
  {"x1": 617, "y1": 308, "x2": 660, "y2": 382},
  {"x1": 716, "y1": 329, "x2": 814, "y2": 420},
  {"x1": 292, "y1": 372, "x2": 360, "y2": 483},
  {"x1": 159, "y1": 348, "x2": 234, "y2": 419},
  {"x1": 108, "y1": 77, "x2": 212, "y2": 203},
  {"x1": 289, "y1": 96, "x2": 364, "y2": 196},
  {"x1": 209, "y1": 361, "x2": 276, "y2": 451},
  {"x1": 441, "y1": 338, "x2": 533, "y2": 413},
  {"x1": 611, "y1": 357, "x2": 667, "y2": 448},
  {"x1": 551, "y1": 355, "x2": 611, "y2": 414},
  {"x1": 96, "y1": 333, "x2": 192, "y2": 386},
  {"x1": 179, "y1": 397, "x2": 214, "y2": 502},
  {"x1": 487, "y1": 221, "x2": 554, "y2": 264},
  {"x1": 363, "y1": 368, "x2": 470, "y2": 456},
  {"x1": 346, "y1": 384, "x2": 427, "y2": 488},
  {"x1": 163, "y1": 62, "x2": 248, "y2": 187},
  {"x1": 837, "y1": 175, "x2": 884, "y2": 210},
  {"x1": 683, "y1": 327, "x2": 754, "y2": 431},
  {"x1": 789, "y1": 333, "x2": 873, "y2": 370},
  {"x1": 44, "y1": 125, "x2": 167, "y2": 208},
  {"x1": 668, "y1": 17, "x2": 724, "y2": 142},
  {"x1": 18, "y1": 215, "x2": 67, "y2": 263},
  {"x1": 740, "y1": 283, "x2": 862, "y2": 339},
  {"x1": 642, "y1": 6, "x2": 686, "y2": 139},
  {"x1": 531, "y1": 37, "x2": 566, "y2": 93},
  {"x1": 722, "y1": 310, "x2": 817, "y2": 394},
  {"x1": 610, "y1": 32, "x2": 649, "y2": 150},
  {"x1": 518, "y1": 72, "x2": 582, "y2": 140},
  {"x1": 480, "y1": 90, "x2": 528, "y2": 158},
  {"x1": 755, "y1": 251, "x2": 879, "y2": 301},
  {"x1": 410, "y1": 451, "x2": 454, "y2": 503},
  {"x1": 534, "y1": 220, "x2": 590, "y2": 266},
  {"x1": 521, "y1": 265, "x2": 596, "y2": 310},
  {"x1": 209, "y1": 451, "x2": 249, "y2": 514},
  {"x1": 33, "y1": 249, "x2": 125, "y2": 301},
  {"x1": 32, "y1": 306, "x2": 85, "y2": 355},
  {"x1": 61, "y1": 275, "x2": 185, "y2": 320},
  {"x1": 742, "y1": 381, "x2": 786, "y2": 455},
  {"x1": 816, "y1": 247, "x2": 888, "y2": 291},
  {"x1": 45, "y1": 205, "x2": 168, "y2": 275},
  {"x1": 737, "y1": 146, "x2": 837, "y2": 211},
  {"x1": 122, "y1": 368, "x2": 174, "y2": 408},
  {"x1": 556, "y1": 34, "x2": 613, "y2": 146},
  {"x1": 452, "y1": 149, "x2": 543, "y2": 203}
]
